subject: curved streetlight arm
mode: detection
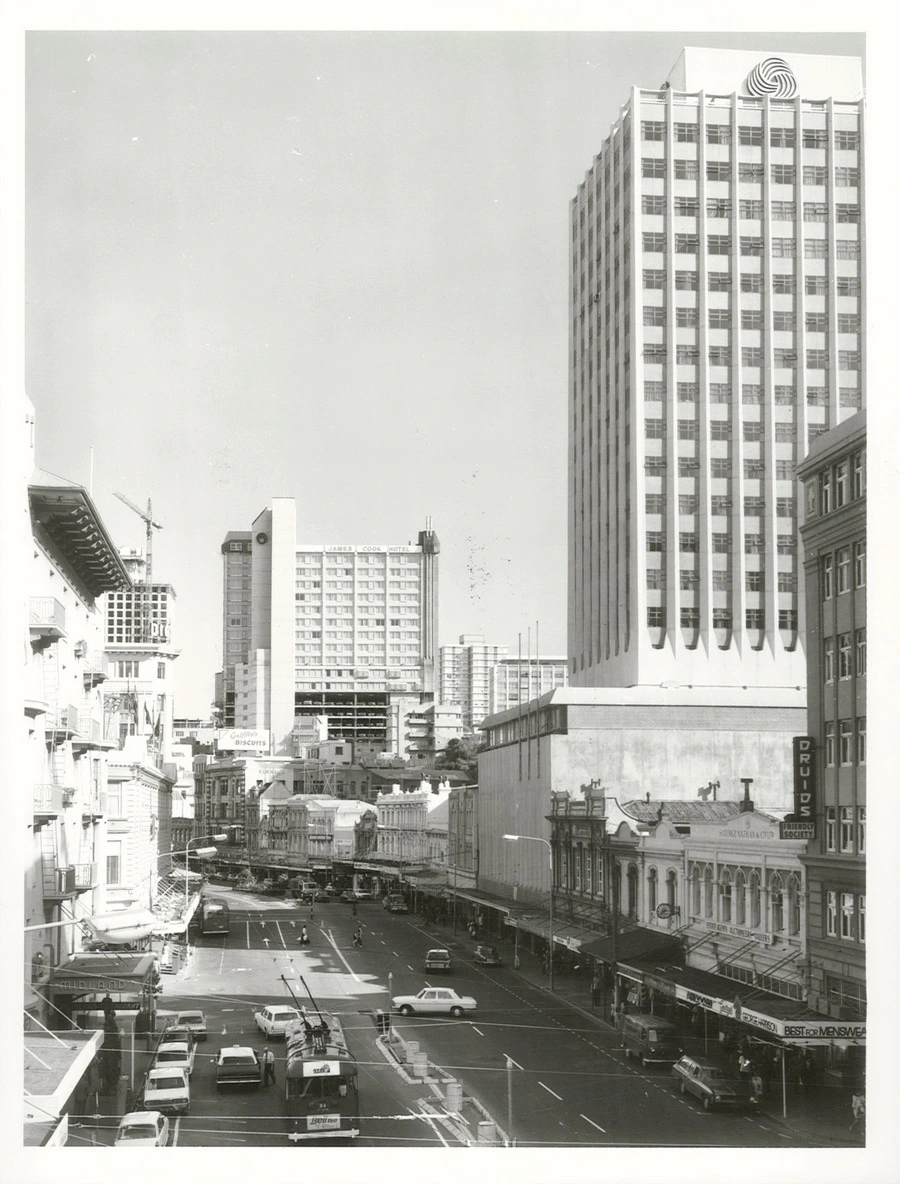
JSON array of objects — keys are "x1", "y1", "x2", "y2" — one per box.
[{"x1": 503, "y1": 833, "x2": 555, "y2": 992}]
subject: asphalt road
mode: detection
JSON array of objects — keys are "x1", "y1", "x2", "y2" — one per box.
[{"x1": 111, "y1": 889, "x2": 815, "y2": 1149}]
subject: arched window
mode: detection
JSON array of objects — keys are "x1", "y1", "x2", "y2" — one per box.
[
  {"x1": 703, "y1": 866, "x2": 714, "y2": 918},
  {"x1": 666, "y1": 869, "x2": 677, "y2": 909},
  {"x1": 749, "y1": 872, "x2": 761, "y2": 928},
  {"x1": 648, "y1": 867, "x2": 658, "y2": 914},
  {"x1": 787, "y1": 874, "x2": 801, "y2": 935},
  {"x1": 720, "y1": 869, "x2": 733, "y2": 923},
  {"x1": 770, "y1": 873, "x2": 784, "y2": 932},
  {"x1": 734, "y1": 870, "x2": 746, "y2": 925},
  {"x1": 627, "y1": 864, "x2": 639, "y2": 917},
  {"x1": 691, "y1": 866, "x2": 701, "y2": 915}
]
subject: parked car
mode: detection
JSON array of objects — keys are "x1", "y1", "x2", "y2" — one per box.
[
  {"x1": 215, "y1": 1045, "x2": 261, "y2": 1091},
  {"x1": 173, "y1": 1010, "x2": 207, "y2": 1042},
  {"x1": 143, "y1": 1067, "x2": 190, "y2": 1115},
  {"x1": 383, "y1": 894, "x2": 408, "y2": 913},
  {"x1": 621, "y1": 1014, "x2": 682, "y2": 1067},
  {"x1": 671, "y1": 1055, "x2": 756, "y2": 1110},
  {"x1": 114, "y1": 1110, "x2": 170, "y2": 1147},
  {"x1": 158, "y1": 1024, "x2": 194, "y2": 1050},
  {"x1": 473, "y1": 945, "x2": 502, "y2": 966},
  {"x1": 353, "y1": 889, "x2": 375, "y2": 901},
  {"x1": 254, "y1": 1004, "x2": 304, "y2": 1038},
  {"x1": 153, "y1": 1039, "x2": 195, "y2": 1077},
  {"x1": 424, "y1": 948, "x2": 452, "y2": 972},
  {"x1": 391, "y1": 987, "x2": 476, "y2": 1018}
]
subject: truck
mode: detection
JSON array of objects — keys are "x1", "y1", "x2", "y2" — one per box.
[{"x1": 215, "y1": 1045, "x2": 262, "y2": 1091}]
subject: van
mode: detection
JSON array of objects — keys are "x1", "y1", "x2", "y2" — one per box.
[{"x1": 621, "y1": 1013, "x2": 682, "y2": 1067}]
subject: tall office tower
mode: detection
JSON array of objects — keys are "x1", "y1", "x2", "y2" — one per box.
[
  {"x1": 797, "y1": 411, "x2": 866, "y2": 1041},
  {"x1": 439, "y1": 635, "x2": 509, "y2": 732},
  {"x1": 216, "y1": 532, "x2": 253, "y2": 726},
  {"x1": 489, "y1": 655, "x2": 568, "y2": 715},
  {"x1": 568, "y1": 48, "x2": 864, "y2": 689},
  {"x1": 238, "y1": 499, "x2": 439, "y2": 755}
]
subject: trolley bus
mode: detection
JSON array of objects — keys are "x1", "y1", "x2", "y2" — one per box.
[
  {"x1": 284, "y1": 1010, "x2": 360, "y2": 1140},
  {"x1": 200, "y1": 898, "x2": 230, "y2": 936}
]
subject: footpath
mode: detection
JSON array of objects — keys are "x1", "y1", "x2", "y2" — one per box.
[{"x1": 416, "y1": 911, "x2": 865, "y2": 1149}]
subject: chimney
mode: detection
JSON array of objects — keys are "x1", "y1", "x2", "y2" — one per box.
[{"x1": 739, "y1": 777, "x2": 754, "y2": 813}]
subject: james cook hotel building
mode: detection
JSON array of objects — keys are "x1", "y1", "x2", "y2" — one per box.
[{"x1": 231, "y1": 498, "x2": 439, "y2": 757}]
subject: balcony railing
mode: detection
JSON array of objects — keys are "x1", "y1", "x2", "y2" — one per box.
[
  {"x1": 30, "y1": 597, "x2": 67, "y2": 638},
  {"x1": 33, "y1": 783, "x2": 64, "y2": 817},
  {"x1": 82, "y1": 654, "x2": 109, "y2": 686},
  {"x1": 42, "y1": 862, "x2": 97, "y2": 900},
  {"x1": 46, "y1": 704, "x2": 82, "y2": 736}
]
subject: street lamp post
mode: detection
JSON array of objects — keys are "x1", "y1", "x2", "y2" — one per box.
[{"x1": 503, "y1": 834, "x2": 554, "y2": 993}]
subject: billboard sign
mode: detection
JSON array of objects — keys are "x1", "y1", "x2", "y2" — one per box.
[
  {"x1": 217, "y1": 729, "x2": 270, "y2": 752},
  {"x1": 792, "y1": 736, "x2": 816, "y2": 822},
  {"x1": 781, "y1": 821, "x2": 816, "y2": 840}
]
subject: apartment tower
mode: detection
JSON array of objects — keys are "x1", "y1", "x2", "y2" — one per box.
[{"x1": 568, "y1": 48, "x2": 864, "y2": 689}]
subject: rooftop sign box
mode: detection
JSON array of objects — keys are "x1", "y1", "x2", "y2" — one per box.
[{"x1": 217, "y1": 729, "x2": 271, "y2": 752}]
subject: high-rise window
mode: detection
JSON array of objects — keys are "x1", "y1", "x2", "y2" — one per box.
[
  {"x1": 837, "y1": 547, "x2": 851, "y2": 593},
  {"x1": 642, "y1": 157, "x2": 666, "y2": 178},
  {"x1": 839, "y1": 633, "x2": 852, "y2": 679},
  {"x1": 824, "y1": 639, "x2": 835, "y2": 683},
  {"x1": 824, "y1": 721, "x2": 835, "y2": 766},
  {"x1": 825, "y1": 808, "x2": 836, "y2": 852},
  {"x1": 826, "y1": 889, "x2": 837, "y2": 936},
  {"x1": 856, "y1": 629, "x2": 866, "y2": 677},
  {"x1": 675, "y1": 270, "x2": 699, "y2": 290},
  {"x1": 823, "y1": 554, "x2": 834, "y2": 599},
  {"x1": 857, "y1": 718, "x2": 866, "y2": 765},
  {"x1": 707, "y1": 124, "x2": 731, "y2": 144},
  {"x1": 675, "y1": 160, "x2": 699, "y2": 180}
]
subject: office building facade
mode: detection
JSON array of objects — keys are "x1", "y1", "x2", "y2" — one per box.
[
  {"x1": 439, "y1": 634, "x2": 509, "y2": 731},
  {"x1": 217, "y1": 531, "x2": 253, "y2": 727},
  {"x1": 568, "y1": 47, "x2": 864, "y2": 690},
  {"x1": 489, "y1": 655, "x2": 568, "y2": 715},
  {"x1": 797, "y1": 412, "x2": 865, "y2": 1047}
]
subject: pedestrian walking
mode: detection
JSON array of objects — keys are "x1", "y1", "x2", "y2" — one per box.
[
  {"x1": 263, "y1": 1047, "x2": 276, "y2": 1086},
  {"x1": 849, "y1": 1091, "x2": 865, "y2": 1132},
  {"x1": 299, "y1": 924, "x2": 309, "y2": 945},
  {"x1": 352, "y1": 925, "x2": 362, "y2": 948},
  {"x1": 751, "y1": 1071, "x2": 764, "y2": 1103},
  {"x1": 738, "y1": 1053, "x2": 752, "y2": 1078}
]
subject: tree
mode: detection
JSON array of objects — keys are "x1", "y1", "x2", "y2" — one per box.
[{"x1": 436, "y1": 735, "x2": 484, "y2": 782}]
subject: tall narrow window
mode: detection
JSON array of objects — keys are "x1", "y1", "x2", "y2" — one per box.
[
  {"x1": 859, "y1": 896, "x2": 866, "y2": 943},
  {"x1": 840, "y1": 805, "x2": 854, "y2": 851},
  {"x1": 749, "y1": 873, "x2": 761, "y2": 928},
  {"x1": 824, "y1": 722, "x2": 835, "y2": 767},
  {"x1": 855, "y1": 541, "x2": 866, "y2": 588},
  {"x1": 691, "y1": 866, "x2": 701, "y2": 915},
  {"x1": 787, "y1": 876, "x2": 801, "y2": 936},
  {"x1": 840, "y1": 893, "x2": 855, "y2": 940},
  {"x1": 770, "y1": 873, "x2": 784, "y2": 932},
  {"x1": 826, "y1": 807, "x2": 836, "y2": 852},
  {"x1": 720, "y1": 870, "x2": 733, "y2": 922},
  {"x1": 826, "y1": 890, "x2": 837, "y2": 937},
  {"x1": 648, "y1": 867, "x2": 658, "y2": 914},
  {"x1": 734, "y1": 870, "x2": 746, "y2": 925},
  {"x1": 704, "y1": 867, "x2": 714, "y2": 918},
  {"x1": 857, "y1": 806, "x2": 866, "y2": 854},
  {"x1": 823, "y1": 555, "x2": 833, "y2": 599}
]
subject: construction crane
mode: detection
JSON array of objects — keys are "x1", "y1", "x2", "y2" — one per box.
[{"x1": 115, "y1": 492, "x2": 163, "y2": 643}]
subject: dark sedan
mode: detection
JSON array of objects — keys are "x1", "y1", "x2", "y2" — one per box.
[{"x1": 671, "y1": 1055, "x2": 756, "y2": 1111}]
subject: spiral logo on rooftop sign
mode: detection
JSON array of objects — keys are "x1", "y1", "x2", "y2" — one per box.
[{"x1": 746, "y1": 57, "x2": 798, "y2": 99}]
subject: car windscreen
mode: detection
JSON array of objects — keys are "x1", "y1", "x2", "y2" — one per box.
[
  {"x1": 120, "y1": 1124, "x2": 157, "y2": 1140},
  {"x1": 179, "y1": 1014, "x2": 203, "y2": 1023},
  {"x1": 273, "y1": 1012, "x2": 296, "y2": 1022},
  {"x1": 157, "y1": 1050, "x2": 187, "y2": 1061}
]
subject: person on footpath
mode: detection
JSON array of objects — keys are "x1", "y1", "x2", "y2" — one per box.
[
  {"x1": 751, "y1": 1070, "x2": 764, "y2": 1104},
  {"x1": 849, "y1": 1091, "x2": 865, "y2": 1132},
  {"x1": 262, "y1": 1047, "x2": 276, "y2": 1086}
]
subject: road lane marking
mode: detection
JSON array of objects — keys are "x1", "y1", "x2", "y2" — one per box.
[
  {"x1": 581, "y1": 1114, "x2": 606, "y2": 1133},
  {"x1": 246, "y1": 921, "x2": 250, "y2": 949},
  {"x1": 172, "y1": 1118, "x2": 180, "y2": 1147},
  {"x1": 276, "y1": 921, "x2": 286, "y2": 948},
  {"x1": 470, "y1": 1025, "x2": 484, "y2": 1036},
  {"x1": 406, "y1": 965, "x2": 414, "y2": 971},
  {"x1": 539, "y1": 1081, "x2": 563, "y2": 1101},
  {"x1": 323, "y1": 929, "x2": 361, "y2": 982}
]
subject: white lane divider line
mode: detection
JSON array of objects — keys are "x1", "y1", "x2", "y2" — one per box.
[
  {"x1": 172, "y1": 1118, "x2": 180, "y2": 1147},
  {"x1": 471, "y1": 1025, "x2": 484, "y2": 1036},
  {"x1": 275, "y1": 921, "x2": 286, "y2": 949},
  {"x1": 246, "y1": 920, "x2": 250, "y2": 950},
  {"x1": 580, "y1": 1114, "x2": 606, "y2": 1133},
  {"x1": 407, "y1": 965, "x2": 414, "y2": 971},
  {"x1": 539, "y1": 1081, "x2": 563, "y2": 1101},
  {"x1": 323, "y1": 928, "x2": 360, "y2": 982}
]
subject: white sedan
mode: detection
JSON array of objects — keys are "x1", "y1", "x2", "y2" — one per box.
[
  {"x1": 153, "y1": 1039, "x2": 195, "y2": 1077},
  {"x1": 391, "y1": 988, "x2": 477, "y2": 1018},
  {"x1": 254, "y1": 1004, "x2": 303, "y2": 1038},
  {"x1": 114, "y1": 1110, "x2": 170, "y2": 1147}
]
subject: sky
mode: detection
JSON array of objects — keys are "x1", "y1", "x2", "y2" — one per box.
[{"x1": 24, "y1": 27, "x2": 865, "y2": 717}]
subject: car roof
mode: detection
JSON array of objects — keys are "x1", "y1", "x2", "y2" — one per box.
[
  {"x1": 220, "y1": 1045, "x2": 255, "y2": 1055},
  {"x1": 177, "y1": 1010, "x2": 204, "y2": 1018},
  {"x1": 121, "y1": 1111, "x2": 163, "y2": 1123},
  {"x1": 427, "y1": 948, "x2": 450, "y2": 955}
]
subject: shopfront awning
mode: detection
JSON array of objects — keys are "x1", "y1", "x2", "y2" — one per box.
[
  {"x1": 84, "y1": 909, "x2": 156, "y2": 945},
  {"x1": 48, "y1": 952, "x2": 156, "y2": 997},
  {"x1": 505, "y1": 914, "x2": 605, "y2": 951},
  {"x1": 580, "y1": 928, "x2": 683, "y2": 966},
  {"x1": 628, "y1": 960, "x2": 866, "y2": 1046}
]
